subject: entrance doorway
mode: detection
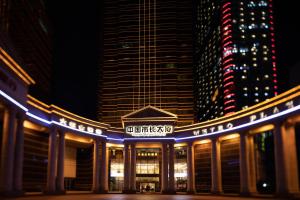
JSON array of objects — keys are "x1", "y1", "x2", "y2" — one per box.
[
  {"x1": 140, "y1": 182, "x2": 156, "y2": 193},
  {"x1": 136, "y1": 148, "x2": 161, "y2": 192}
]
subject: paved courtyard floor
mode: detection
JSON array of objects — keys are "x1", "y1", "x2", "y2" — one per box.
[{"x1": 1, "y1": 193, "x2": 297, "y2": 200}]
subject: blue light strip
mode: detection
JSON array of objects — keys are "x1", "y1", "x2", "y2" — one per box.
[
  {"x1": 1, "y1": 89, "x2": 300, "y2": 143},
  {"x1": 107, "y1": 137, "x2": 124, "y2": 142},
  {"x1": 124, "y1": 137, "x2": 176, "y2": 141},
  {"x1": 0, "y1": 90, "x2": 28, "y2": 111},
  {"x1": 26, "y1": 112, "x2": 51, "y2": 124},
  {"x1": 175, "y1": 104, "x2": 300, "y2": 141}
]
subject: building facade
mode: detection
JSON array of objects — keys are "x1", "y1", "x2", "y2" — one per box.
[
  {"x1": 99, "y1": 0, "x2": 194, "y2": 127},
  {"x1": 1, "y1": 50, "x2": 300, "y2": 197},
  {"x1": 0, "y1": 0, "x2": 52, "y2": 103},
  {"x1": 194, "y1": 0, "x2": 278, "y2": 122}
]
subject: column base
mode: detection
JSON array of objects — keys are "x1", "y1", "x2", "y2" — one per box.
[
  {"x1": 239, "y1": 191, "x2": 257, "y2": 197},
  {"x1": 186, "y1": 190, "x2": 195, "y2": 194},
  {"x1": 211, "y1": 190, "x2": 223, "y2": 195},
  {"x1": 56, "y1": 190, "x2": 66, "y2": 194},
  {"x1": 162, "y1": 190, "x2": 176, "y2": 194},
  {"x1": 95, "y1": 189, "x2": 108, "y2": 194},
  {"x1": 275, "y1": 191, "x2": 300, "y2": 198},
  {"x1": 122, "y1": 189, "x2": 136, "y2": 194},
  {"x1": 43, "y1": 190, "x2": 65, "y2": 195}
]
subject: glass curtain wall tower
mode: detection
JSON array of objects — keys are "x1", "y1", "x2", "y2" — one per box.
[
  {"x1": 194, "y1": 0, "x2": 278, "y2": 122},
  {"x1": 99, "y1": 0, "x2": 193, "y2": 127}
]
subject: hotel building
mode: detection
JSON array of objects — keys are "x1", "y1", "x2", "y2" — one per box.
[
  {"x1": 194, "y1": 0, "x2": 278, "y2": 121},
  {"x1": 1, "y1": 49, "x2": 300, "y2": 197},
  {"x1": 99, "y1": 0, "x2": 194, "y2": 127}
]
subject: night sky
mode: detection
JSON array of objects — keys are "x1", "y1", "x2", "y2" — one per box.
[
  {"x1": 46, "y1": 0, "x2": 300, "y2": 121},
  {"x1": 47, "y1": 1, "x2": 103, "y2": 120}
]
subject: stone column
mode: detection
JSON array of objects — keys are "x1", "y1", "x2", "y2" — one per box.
[
  {"x1": 273, "y1": 121, "x2": 299, "y2": 196},
  {"x1": 130, "y1": 143, "x2": 136, "y2": 192},
  {"x1": 187, "y1": 142, "x2": 195, "y2": 194},
  {"x1": 123, "y1": 143, "x2": 130, "y2": 192},
  {"x1": 168, "y1": 143, "x2": 175, "y2": 193},
  {"x1": 92, "y1": 139, "x2": 100, "y2": 192},
  {"x1": 211, "y1": 138, "x2": 222, "y2": 194},
  {"x1": 56, "y1": 131, "x2": 65, "y2": 193},
  {"x1": 0, "y1": 106, "x2": 16, "y2": 194},
  {"x1": 239, "y1": 133, "x2": 257, "y2": 195},
  {"x1": 99, "y1": 141, "x2": 108, "y2": 193},
  {"x1": 161, "y1": 143, "x2": 168, "y2": 193},
  {"x1": 13, "y1": 112, "x2": 26, "y2": 194},
  {"x1": 46, "y1": 126, "x2": 57, "y2": 194}
]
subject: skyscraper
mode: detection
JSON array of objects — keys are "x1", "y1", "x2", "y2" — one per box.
[
  {"x1": 0, "y1": 0, "x2": 52, "y2": 103},
  {"x1": 194, "y1": 0, "x2": 278, "y2": 122},
  {"x1": 99, "y1": 0, "x2": 194, "y2": 127}
]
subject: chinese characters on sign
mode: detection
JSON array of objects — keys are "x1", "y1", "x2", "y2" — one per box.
[
  {"x1": 59, "y1": 118, "x2": 102, "y2": 135},
  {"x1": 125, "y1": 125, "x2": 173, "y2": 137}
]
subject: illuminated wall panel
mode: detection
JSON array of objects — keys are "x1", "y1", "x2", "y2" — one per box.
[
  {"x1": 220, "y1": 137, "x2": 240, "y2": 193},
  {"x1": 23, "y1": 130, "x2": 48, "y2": 192},
  {"x1": 74, "y1": 146, "x2": 93, "y2": 190},
  {"x1": 194, "y1": 143, "x2": 211, "y2": 192}
]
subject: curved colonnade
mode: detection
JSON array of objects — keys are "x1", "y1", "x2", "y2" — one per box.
[{"x1": 1, "y1": 48, "x2": 300, "y2": 197}]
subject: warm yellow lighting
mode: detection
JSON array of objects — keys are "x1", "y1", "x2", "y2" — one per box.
[
  {"x1": 24, "y1": 120, "x2": 47, "y2": 132},
  {"x1": 27, "y1": 100, "x2": 51, "y2": 114},
  {"x1": 220, "y1": 133, "x2": 240, "y2": 141},
  {"x1": 27, "y1": 95, "x2": 50, "y2": 108},
  {"x1": 174, "y1": 143, "x2": 187, "y2": 147},
  {"x1": 107, "y1": 143, "x2": 124, "y2": 148},
  {"x1": 0, "y1": 48, "x2": 35, "y2": 85},
  {"x1": 65, "y1": 134, "x2": 93, "y2": 144},
  {"x1": 194, "y1": 139, "x2": 211, "y2": 145},
  {"x1": 249, "y1": 124, "x2": 275, "y2": 135},
  {"x1": 136, "y1": 142, "x2": 162, "y2": 148}
]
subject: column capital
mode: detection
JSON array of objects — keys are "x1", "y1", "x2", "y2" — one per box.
[
  {"x1": 274, "y1": 121, "x2": 300, "y2": 196},
  {"x1": 187, "y1": 141, "x2": 194, "y2": 147},
  {"x1": 211, "y1": 137, "x2": 220, "y2": 143}
]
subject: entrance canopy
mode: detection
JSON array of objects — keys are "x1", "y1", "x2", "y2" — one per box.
[{"x1": 121, "y1": 105, "x2": 178, "y2": 137}]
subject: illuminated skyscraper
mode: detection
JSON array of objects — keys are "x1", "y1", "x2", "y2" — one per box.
[
  {"x1": 194, "y1": 0, "x2": 278, "y2": 122},
  {"x1": 0, "y1": 0, "x2": 52, "y2": 103},
  {"x1": 99, "y1": 0, "x2": 194, "y2": 127}
]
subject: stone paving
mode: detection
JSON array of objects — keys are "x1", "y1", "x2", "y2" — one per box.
[{"x1": 1, "y1": 193, "x2": 295, "y2": 200}]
